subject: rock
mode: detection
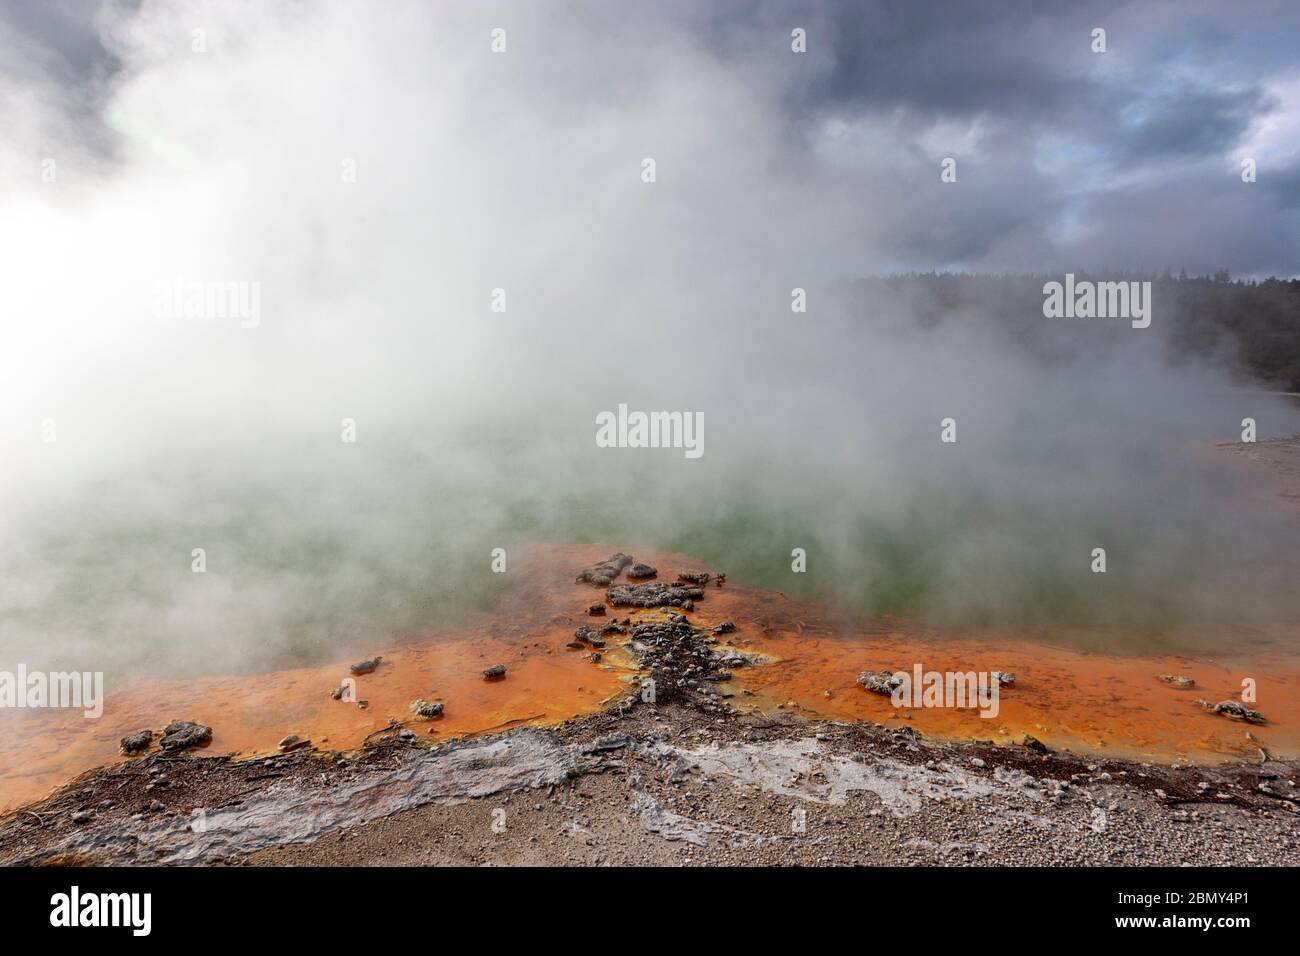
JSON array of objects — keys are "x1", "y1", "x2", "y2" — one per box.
[
  {"x1": 574, "y1": 625, "x2": 605, "y2": 648},
  {"x1": 349, "y1": 657, "x2": 382, "y2": 676},
  {"x1": 119, "y1": 729, "x2": 153, "y2": 755},
  {"x1": 278, "y1": 734, "x2": 310, "y2": 752},
  {"x1": 607, "y1": 582, "x2": 705, "y2": 608},
  {"x1": 627, "y1": 563, "x2": 658, "y2": 579},
  {"x1": 969, "y1": 757, "x2": 986, "y2": 768},
  {"x1": 576, "y1": 553, "x2": 634, "y2": 586},
  {"x1": 1021, "y1": 733, "x2": 1050, "y2": 753},
  {"x1": 857, "y1": 670, "x2": 904, "y2": 695},
  {"x1": 588, "y1": 604, "x2": 606, "y2": 616},
  {"x1": 409, "y1": 699, "x2": 445, "y2": 719},
  {"x1": 148, "y1": 800, "x2": 165, "y2": 812},
  {"x1": 1197, "y1": 699, "x2": 1266, "y2": 724},
  {"x1": 991, "y1": 671, "x2": 1016, "y2": 686},
  {"x1": 1159, "y1": 674, "x2": 1195, "y2": 689},
  {"x1": 159, "y1": 720, "x2": 212, "y2": 752},
  {"x1": 677, "y1": 570, "x2": 712, "y2": 586},
  {"x1": 712, "y1": 621, "x2": 736, "y2": 635},
  {"x1": 586, "y1": 652, "x2": 602, "y2": 663},
  {"x1": 483, "y1": 664, "x2": 507, "y2": 681},
  {"x1": 71, "y1": 810, "x2": 94, "y2": 824}
]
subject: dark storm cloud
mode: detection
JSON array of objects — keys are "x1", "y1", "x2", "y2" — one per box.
[
  {"x1": 1109, "y1": 85, "x2": 1276, "y2": 162},
  {"x1": 796, "y1": 0, "x2": 1109, "y2": 122},
  {"x1": 790, "y1": 9, "x2": 1295, "y2": 276},
  {"x1": 688, "y1": 0, "x2": 1300, "y2": 275},
  {"x1": 1265, "y1": 155, "x2": 1300, "y2": 210},
  {"x1": 1, "y1": 0, "x2": 125, "y2": 86}
]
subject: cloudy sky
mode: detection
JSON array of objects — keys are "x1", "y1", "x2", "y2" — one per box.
[{"x1": 4, "y1": 0, "x2": 1299, "y2": 278}]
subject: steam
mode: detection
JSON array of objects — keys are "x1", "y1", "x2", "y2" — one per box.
[{"x1": 3, "y1": 1, "x2": 1299, "y2": 682}]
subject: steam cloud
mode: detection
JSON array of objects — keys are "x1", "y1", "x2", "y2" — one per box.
[{"x1": 2, "y1": 1, "x2": 1299, "y2": 682}]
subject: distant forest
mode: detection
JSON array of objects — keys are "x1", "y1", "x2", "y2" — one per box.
[{"x1": 845, "y1": 272, "x2": 1300, "y2": 392}]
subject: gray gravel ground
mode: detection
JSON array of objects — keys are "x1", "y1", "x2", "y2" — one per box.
[{"x1": 5, "y1": 698, "x2": 1293, "y2": 867}]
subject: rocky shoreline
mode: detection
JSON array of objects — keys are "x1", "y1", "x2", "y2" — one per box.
[
  {"x1": 2, "y1": 697, "x2": 1296, "y2": 866},
  {"x1": 2, "y1": 553, "x2": 1297, "y2": 867}
]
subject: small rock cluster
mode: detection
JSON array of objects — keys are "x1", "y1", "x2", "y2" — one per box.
[
  {"x1": 119, "y1": 729, "x2": 152, "y2": 755},
  {"x1": 608, "y1": 582, "x2": 705, "y2": 608},
  {"x1": 409, "y1": 699, "x2": 445, "y2": 718},
  {"x1": 857, "y1": 670, "x2": 906, "y2": 695},
  {"x1": 1198, "y1": 699, "x2": 1266, "y2": 724},
  {"x1": 576, "y1": 553, "x2": 634, "y2": 586},
  {"x1": 159, "y1": 720, "x2": 212, "y2": 752},
  {"x1": 571, "y1": 625, "x2": 607, "y2": 649},
  {"x1": 627, "y1": 615, "x2": 735, "y2": 713}
]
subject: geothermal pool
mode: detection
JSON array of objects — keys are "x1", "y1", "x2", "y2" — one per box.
[{"x1": 2, "y1": 541, "x2": 1297, "y2": 814}]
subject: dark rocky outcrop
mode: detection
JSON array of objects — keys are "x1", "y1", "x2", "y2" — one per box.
[
  {"x1": 576, "y1": 553, "x2": 634, "y2": 586},
  {"x1": 857, "y1": 671, "x2": 905, "y2": 695},
  {"x1": 608, "y1": 582, "x2": 705, "y2": 608},
  {"x1": 159, "y1": 721, "x2": 212, "y2": 752},
  {"x1": 119, "y1": 730, "x2": 152, "y2": 755},
  {"x1": 409, "y1": 699, "x2": 445, "y2": 719},
  {"x1": 349, "y1": 657, "x2": 382, "y2": 676},
  {"x1": 1198, "y1": 699, "x2": 1266, "y2": 723}
]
